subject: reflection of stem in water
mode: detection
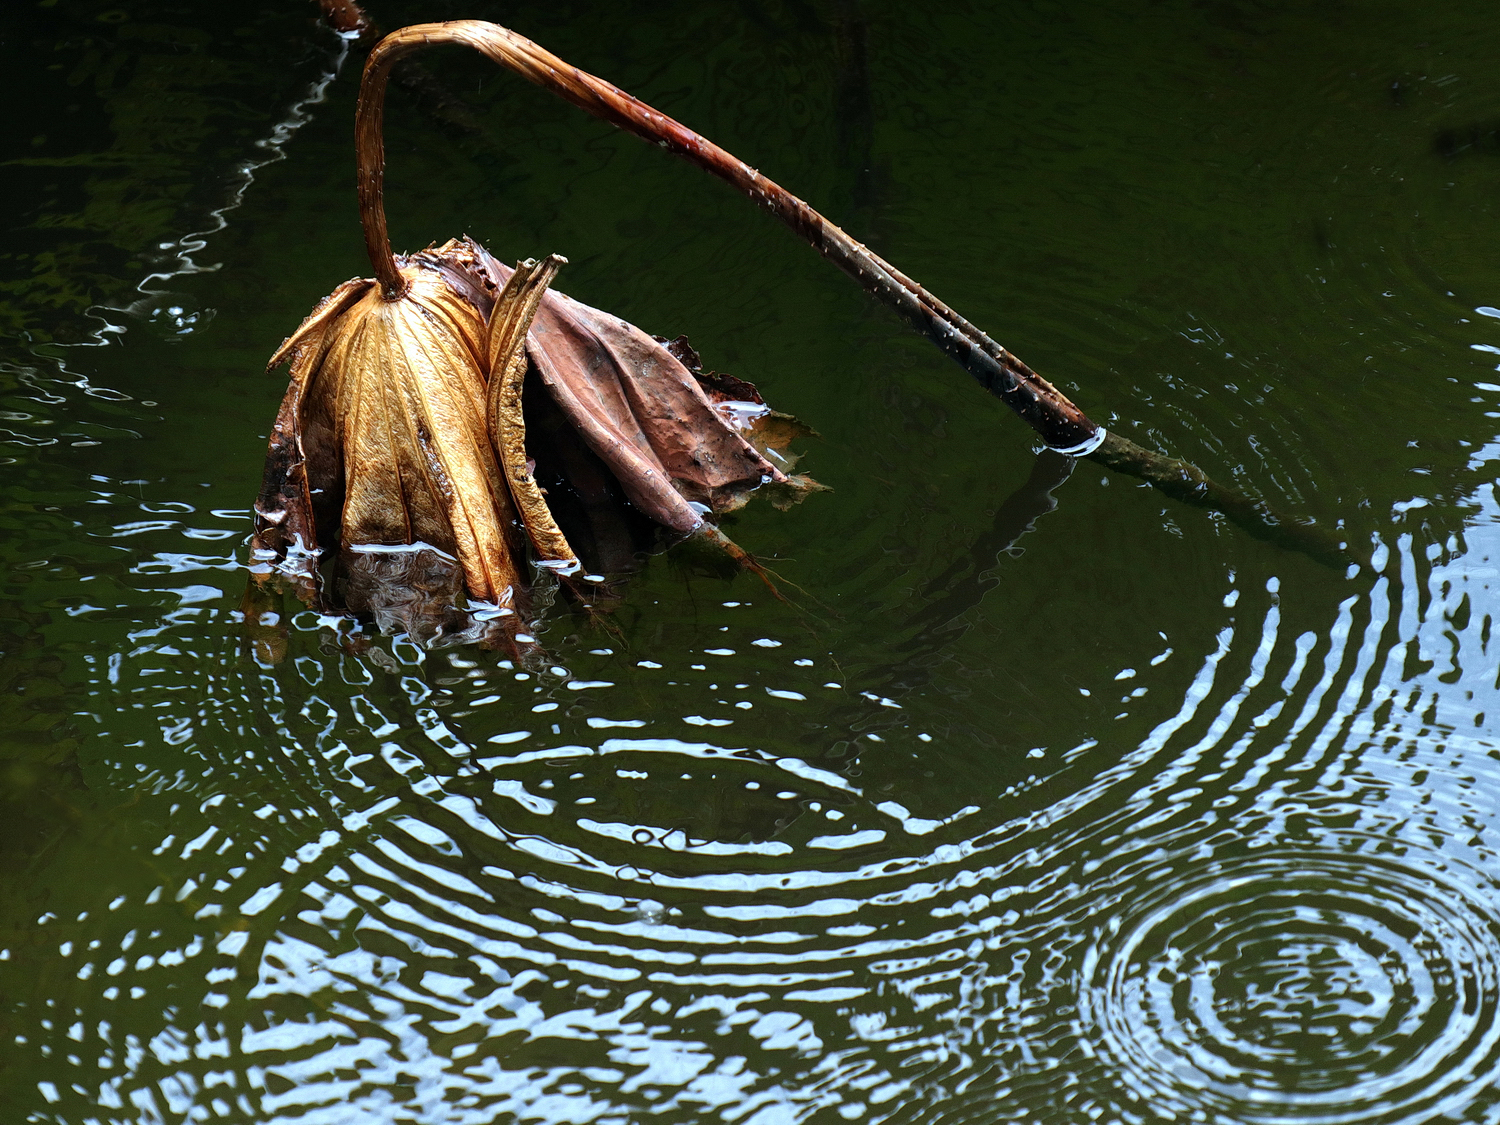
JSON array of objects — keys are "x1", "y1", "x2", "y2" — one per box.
[
  {"x1": 123, "y1": 50, "x2": 351, "y2": 330},
  {"x1": 899, "y1": 450, "x2": 1077, "y2": 648},
  {"x1": 85, "y1": 29, "x2": 352, "y2": 342},
  {"x1": 768, "y1": 452, "x2": 1077, "y2": 798}
]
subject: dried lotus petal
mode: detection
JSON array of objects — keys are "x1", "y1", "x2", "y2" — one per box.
[{"x1": 251, "y1": 251, "x2": 529, "y2": 649}]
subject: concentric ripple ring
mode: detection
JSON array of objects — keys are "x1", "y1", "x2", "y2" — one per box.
[{"x1": 1077, "y1": 849, "x2": 1500, "y2": 1125}]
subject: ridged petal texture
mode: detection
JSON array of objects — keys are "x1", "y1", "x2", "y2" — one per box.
[
  {"x1": 447, "y1": 239, "x2": 795, "y2": 532},
  {"x1": 252, "y1": 254, "x2": 526, "y2": 647},
  {"x1": 330, "y1": 268, "x2": 522, "y2": 604}
]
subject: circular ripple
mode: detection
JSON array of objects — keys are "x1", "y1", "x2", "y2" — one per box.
[{"x1": 1079, "y1": 850, "x2": 1500, "y2": 1125}]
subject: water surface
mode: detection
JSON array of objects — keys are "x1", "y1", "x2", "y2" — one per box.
[{"x1": 5, "y1": 1, "x2": 1500, "y2": 1122}]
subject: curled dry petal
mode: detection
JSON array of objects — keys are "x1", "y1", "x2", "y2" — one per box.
[
  {"x1": 252, "y1": 254, "x2": 528, "y2": 647},
  {"x1": 253, "y1": 276, "x2": 373, "y2": 603},
  {"x1": 465, "y1": 250, "x2": 789, "y2": 533},
  {"x1": 485, "y1": 254, "x2": 580, "y2": 574},
  {"x1": 429, "y1": 237, "x2": 803, "y2": 530}
]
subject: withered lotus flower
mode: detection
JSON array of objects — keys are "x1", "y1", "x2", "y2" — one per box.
[
  {"x1": 250, "y1": 247, "x2": 535, "y2": 651},
  {"x1": 249, "y1": 21, "x2": 846, "y2": 657},
  {"x1": 249, "y1": 15, "x2": 1354, "y2": 660}
]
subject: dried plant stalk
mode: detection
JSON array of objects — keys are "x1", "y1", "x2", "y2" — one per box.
[
  {"x1": 354, "y1": 22, "x2": 1095, "y2": 441},
  {"x1": 354, "y1": 20, "x2": 1355, "y2": 568}
]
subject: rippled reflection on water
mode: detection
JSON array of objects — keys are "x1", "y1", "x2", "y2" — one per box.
[
  {"x1": 12, "y1": 465, "x2": 1500, "y2": 1122},
  {"x1": 10, "y1": 1, "x2": 1500, "y2": 1122}
]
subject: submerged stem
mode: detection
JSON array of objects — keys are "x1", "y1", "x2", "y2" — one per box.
[
  {"x1": 354, "y1": 23, "x2": 1090, "y2": 440},
  {"x1": 354, "y1": 20, "x2": 1355, "y2": 568}
]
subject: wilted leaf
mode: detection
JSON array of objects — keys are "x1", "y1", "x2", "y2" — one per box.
[{"x1": 446, "y1": 241, "x2": 802, "y2": 529}]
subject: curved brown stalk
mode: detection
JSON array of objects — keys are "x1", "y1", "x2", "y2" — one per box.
[
  {"x1": 354, "y1": 23, "x2": 1092, "y2": 441},
  {"x1": 354, "y1": 20, "x2": 1356, "y2": 569},
  {"x1": 485, "y1": 253, "x2": 581, "y2": 574}
]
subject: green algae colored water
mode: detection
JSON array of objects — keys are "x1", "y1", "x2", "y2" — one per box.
[{"x1": 5, "y1": 1, "x2": 1500, "y2": 1121}]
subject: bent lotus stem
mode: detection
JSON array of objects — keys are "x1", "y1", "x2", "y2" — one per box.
[
  {"x1": 353, "y1": 22, "x2": 1089, "y2": 443},
  {"x1": 354, "y1": 20, "x2": 1357, "y2": 570}
]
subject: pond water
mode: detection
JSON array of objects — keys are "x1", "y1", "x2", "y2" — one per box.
[{"x1": 5, "y1": 1, "x2": 1500, "y2": 1122}]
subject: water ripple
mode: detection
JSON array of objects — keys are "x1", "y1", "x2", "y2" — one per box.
[
  {"x1": 1077, "y1": 844, "x2": 1500, "y2": 1125},
  {"x1": 12, "y1": 6, "x2": 1500, "y2": 1121}
]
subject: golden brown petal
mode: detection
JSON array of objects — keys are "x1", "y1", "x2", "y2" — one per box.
[
  {"x1": 252, "y1": 279, "x2": 376, "y2": 605},
  {"x1": 485, "y1": 254, "x2": 580, "y2": 573},
  {"x1": 253, "y1": 256, "x2": 533, "y2": 652},
  {"x1": 328, "y1": 267, "x2": 525, "y2": 607},
  {"x1": 266, "y1": 276, "x2": 372, "y2": 374}
]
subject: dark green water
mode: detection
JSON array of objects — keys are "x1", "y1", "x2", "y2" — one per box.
[{"x1": 5, "y1": 1, "x2": 1500, "y2": 1121}]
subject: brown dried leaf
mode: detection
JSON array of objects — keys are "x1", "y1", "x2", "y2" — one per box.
[{"x1": 460, "y1": 251, "x2": 793, "y2": 531}]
